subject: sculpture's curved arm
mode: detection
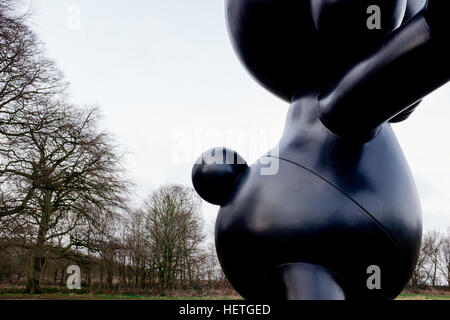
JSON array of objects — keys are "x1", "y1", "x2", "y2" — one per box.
[
  {"x1": 389, "y1": 0, "x2": 426, "y2": 123},
  {"x1": 318, "y1": 1, "x2": 450, "y2": 140}
]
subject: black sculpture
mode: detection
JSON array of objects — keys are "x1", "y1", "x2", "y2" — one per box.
[{"x1": 192, "y1": 0, "x2": 450, "y2": 300}]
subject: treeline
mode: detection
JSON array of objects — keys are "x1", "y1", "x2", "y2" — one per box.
[
  {"x1": 0, "y1": 0, "x2": 226, "y2": 295},
  {"x1": 0, "y1": 184, "x2": 227, "y2": 295},
  {"x1": 410, "y1": 229, "x2": 450, "y2": 288}
]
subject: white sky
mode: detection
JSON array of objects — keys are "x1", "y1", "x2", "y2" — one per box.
[{"x1": 25, "y1": 0, "x2": 450, "y2": 233}]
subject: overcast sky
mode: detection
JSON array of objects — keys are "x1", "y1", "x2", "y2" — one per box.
[{"x1": 24, "y1": 0, "x2": 450, "y2": 233}]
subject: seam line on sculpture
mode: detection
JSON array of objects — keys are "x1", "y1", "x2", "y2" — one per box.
[{"x1": 266, "y1": 155, "x2": 405, "y2": 257}]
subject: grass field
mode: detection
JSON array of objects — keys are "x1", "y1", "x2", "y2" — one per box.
[
  {"x1": 0, "y1": 293, "x2": 240, "y2": 300},
  {"x1": 0, "y1": 293, "x2": 450, "y2": 300},
  {"x1": 0, "y1": 286, "x2": 242, "y2": 300},
  {"x1": 397, "y1": 294, "x2": 450, "y2": 300},
  {"x1": 0, "y1": 287, "x2": 449, "y2": 300}
]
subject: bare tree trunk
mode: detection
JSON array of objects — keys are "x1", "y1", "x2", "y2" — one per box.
[
  {"x1": 59, "y1": 266, "x2": 65, "y2": 287},
  {"x1": 26, "y1": 244, "x2": 46, "y2": 294},
  {"x1": 432, "y1": 264, "x2": 437, "y2": 287},
  {"x1": 54, "y1": 269, "x2": 58, "y2": 285},
  {"x1": 26, "y1": 190, "x2": 52, "y2": 294},
  {"x1": 447, "y1": 265, "x2": 450, "y2": 287},
  {"x1": 100, "y1": 262, "x2": 104, "y2": 288},
  {"x1": 87, "y1": 266, "x2": 91, "y2": 288}
]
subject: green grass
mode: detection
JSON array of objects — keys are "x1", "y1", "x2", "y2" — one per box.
[
  {"x1": 0, "y1": 288, "x2": 241, "y2": 300},
  {"x1": 2, "y1": 294, "x2": 450, "y2": 300},
  {"x1": 0, "y1": 288, "x2": 449, "y2": 300},
  {"x1": 1, "y1": 294, "x2": 449, "y2": 300},
  {"x1": 0, "y1": 293, "x2": 239, "y2": 300},
  {"x1": 397, "y1": 293, "x2": 450, "y2": 300}
]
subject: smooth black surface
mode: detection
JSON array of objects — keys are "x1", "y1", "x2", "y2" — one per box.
[
  {"x1": 192, "y1": 148, "x2": 248, "y2": 206},
  {"x1": 192, "y1": 0, "x2": 450, "y2": 300},
  {"x1": 225, "y1": 0, "x2": 416, "y2": 102},
  {"x1": 318, "y1": 11, "x2": 450, "y2": 139}
]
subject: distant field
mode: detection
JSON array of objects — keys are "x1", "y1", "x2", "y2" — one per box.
[
  {"x1": 0, "y1": 293, "x2": 240, "y2": 300},
  {"x1": 0, "y1": 285, "x2": 242, "y2": 300},
  {"x1": 0, "y1": 294, "x2": 450, "y2": 300},
  {"x1": 397, "y1": 294, "x2": 450, "y2": 300},
  {"x1": 0, "y1": 287, "x2": 449, "y2": 300}
]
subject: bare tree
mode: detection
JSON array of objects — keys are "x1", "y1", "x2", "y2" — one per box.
[
  {"x1": 410, "y1": 239, "x2": 429, "y2": 287},
  {"x1": 1, "y1": 0, "x2": 66, "y2": 217},
  {"x1": 142, "y1": 184, "x2": 204, "y2": 293},
  {"x1": 440, "y1": 232, "x2": 450, "y2": 286},
  {"x1": 126, "y1": 209, "x2": 152, "y2": 290},
  {"x1": 0, "y1": 0, "x2": 65, "y2": 110},
  {"x1": 0, "y1": 100, "x2": 130, "y2": 293},
  {"x1": 422, "y1": 230, "x2": 445, "y2": 287},
  {"x1": 203, "y1": 240, "x2": 226, "y2": 283}
]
